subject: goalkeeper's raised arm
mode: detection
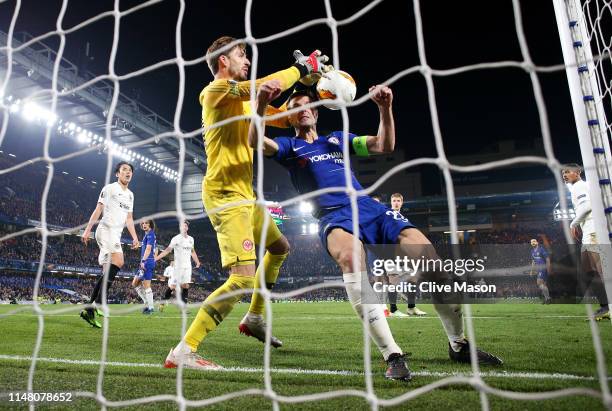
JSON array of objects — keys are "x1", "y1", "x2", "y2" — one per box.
[{"x1": 201, "y1": 36, "x2": 328, "y2": 125}]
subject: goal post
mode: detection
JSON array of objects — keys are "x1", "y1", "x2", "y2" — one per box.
[{"x1": 553, "y1": 0, "x2": 612, "y2": 305}]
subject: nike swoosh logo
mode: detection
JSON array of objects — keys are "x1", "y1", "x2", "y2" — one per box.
[{"x1": 293, "y1": 146, "x2": 306, "y2": 152}]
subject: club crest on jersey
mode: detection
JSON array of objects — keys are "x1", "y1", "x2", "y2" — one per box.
[
  {"x1": 242, "y1": 239, "x2": 254, "y2": 251},
  {"x1": 328, "y1": 136, "x2": 340, "y2": 145},
  {"x1": 386, "y1": 210, "x2": 410, "y2": 223}
]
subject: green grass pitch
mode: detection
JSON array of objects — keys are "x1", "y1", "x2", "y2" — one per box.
[{"x1": 0, "y1": 302, "x2": 610, "y2": 410}]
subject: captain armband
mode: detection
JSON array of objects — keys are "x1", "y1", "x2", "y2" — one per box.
[{"x1": 352, "y1": 136, "x2": 369, "y2": 157}]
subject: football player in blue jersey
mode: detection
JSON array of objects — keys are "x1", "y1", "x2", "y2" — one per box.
[
  {"x1": 248, "y1": 80, "x2": 503, "y2": 381},
  {"x1": 529, "y1": 238, "x2": 552, "y2": 304},
  {"x1": 133, "y1": 219, "x2": 157, "y2": 314}
]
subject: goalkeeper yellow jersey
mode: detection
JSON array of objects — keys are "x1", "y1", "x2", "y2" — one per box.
[{"x1": 199, "y1": 66, "x2": 301, "y2": 200}]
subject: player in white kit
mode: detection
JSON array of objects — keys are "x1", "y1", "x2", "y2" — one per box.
[
  {"x1": 80, "y1": 162, "x2": 140, "y2": 327},
  {"x1": 562, "y1": 163, "x2": 609, "y2": 320},
  {"x1": 156, "y1": 220, "x2": 201, "y2": 305},
  {"x1": 159, "y1": 260, "x2": 175, "y2": 311}
]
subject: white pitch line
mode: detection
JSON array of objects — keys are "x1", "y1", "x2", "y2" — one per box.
[
  {"x1": 1, "y1": 314, "x2": 593, "y2": 320},
  {"x1": 0, "y1": 355, "x2": 609, "y2": 381}
]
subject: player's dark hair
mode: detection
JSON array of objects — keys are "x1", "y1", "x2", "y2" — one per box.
[
  {"x1": 142, "y1": 219, "x2": 156, "y2": 231},
  {"x1": 371, "y1": 193, "x2": 382, "y2": 202},
  {"x1": 561, "y1": 163, "x2": 583, "y2": 175},
  {"x1": 206, "y1": 36, "x2": 246, "y2": 75},
  {"x1": 115, "y1": 161, "x2": 134, "y2": 174},
  {"x1": 287, "y1": 83, "x2": 319, "y2": 108}
]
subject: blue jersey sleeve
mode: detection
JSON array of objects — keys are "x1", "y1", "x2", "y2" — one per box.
[
  {"x1": 273, "y1": 137, "x2": 293, "y2": 162},
  {"x1": 541, "y1": 247, "x2": 549, "y2": 259},
  {"x1": 140, "y1": 235, "x2": 147, "y2": 259},
  {"x1": 328, "y1": 131, "x2": 358, "y2": 155}
]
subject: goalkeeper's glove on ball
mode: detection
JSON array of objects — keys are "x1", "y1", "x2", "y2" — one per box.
[{"x1": 293, "y1": 49, "x2": 329, "y2": 77}]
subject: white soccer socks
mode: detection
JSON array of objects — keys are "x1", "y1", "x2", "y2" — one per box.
[
  {"x1": 145, "y1": 287, "x2": 154, "y2": 310},
  {"x1": 135, "y1": 285, "x2": 146, "y2": 304},
  {"x1": 343, "y1": 272, "x2": 402, "y2": 360},
  {"x1": 135, "y1": 285, "x2": 154, "y2": 310},
  {"x1": 434, "y1": 303, "x2": 466, "y2": 352}
]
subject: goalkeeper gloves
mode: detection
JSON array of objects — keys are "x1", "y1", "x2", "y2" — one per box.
[{"x1": 293, "y1": 49, "x2": 329, "y2": 78}]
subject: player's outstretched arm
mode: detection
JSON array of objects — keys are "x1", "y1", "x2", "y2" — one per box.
[
  {"x1": 191, "y1": 250, "x2": 201, "y2": 268},
  {"x1": 126, "y1": 213, "x2": 140, "y2": 249},
  {"x1": 248, "y1": 80, "x2": 281, "y2": 157},
  {"x1": 202, "y1": 50, "x2": 328, "y2": 105},
  {"x1": 155, "y1": 245, "x2": 173, "y2": 262},
  {"x1": 365, "y1": 85, "x2": 395, "y2": 154},
  {"x1": 82, "y1": 202, "x2": 104, "y2": 245}
]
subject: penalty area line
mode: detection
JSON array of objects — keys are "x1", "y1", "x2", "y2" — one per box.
[{"x1": 0, "y1": 355, "x2": 608, "y2": 381}]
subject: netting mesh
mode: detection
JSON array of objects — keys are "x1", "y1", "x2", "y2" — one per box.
[
  {"x1": 582, "y1": 0, "x2": 612, "y2": 129},
  {"x1": 0, "y1": 0, "x2": 610, "y2": 409}
]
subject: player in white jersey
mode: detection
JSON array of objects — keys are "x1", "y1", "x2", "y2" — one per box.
[
  {"x1": 164, "y1": 260, "x2": 176, "y2": 285},
  {"x1": 155, "y1": 220, "x2": 201, "y2": 305},
  {"x1": 562, "y1": 163, "x2": 609, "y2": 320},
  {"x1": 159, "y1": 260, "x2": 175, "y2": 311},
  {"x1": 80, "y1": 162, "x2": 140, "y2": 327}
]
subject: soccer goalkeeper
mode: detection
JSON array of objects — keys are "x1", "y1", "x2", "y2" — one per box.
[{"x1": 164, "y1": 36, "x2": 328, "y2": 369}]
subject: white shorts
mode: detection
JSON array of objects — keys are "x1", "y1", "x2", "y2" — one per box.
[
  {"x1": 172, "y1": 267, "x2": 192, "y2": 286},
  {"x1": 95, "y1": 226, "x2": 123, "y2": 265},
  {"x1": 582, "y1": 231, "x2": 598, "y2": 246},
  {"x1": 581, "y1": 231, "x2": 598, "y2": 253}
]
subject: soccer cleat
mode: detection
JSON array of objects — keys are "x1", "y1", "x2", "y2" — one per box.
[
  {"x1": 80, "y1": 309, "x2": 101, "y2": 328},
  {"x1": 385, "y1": 353, "x2": 412, "y2": 381},
  {"x1": 95, "y1": 307, "x2": 107, "y2": 317},
  {"x1": 594, "y1": 306, "x2": 610, "y2": 321},
  {"x1": 164, "y1": 349, "x2": 222, "y2": 370},
  {"x1": 390, "y1": 310, "x2": 410, "y2": 318},
  {"x1": 448, "y1": 340, "x2": 503, "y2": 366},
  {"x1": 158, "y1": 303, "x2": 166, "y2": 312},
  {"x1": 142, "y1": 307, "x2": 154, "y2": 315},
  {"x1": 407, "y1": 307, "x2": 427, "y2": 316},
  {"x1": 238, "y1": 315, "x2": 283, "y2": 348}
]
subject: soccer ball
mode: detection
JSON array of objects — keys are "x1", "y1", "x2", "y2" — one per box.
[{"x1": 316, "y1": 70, "x2": 356, "y2": 110}]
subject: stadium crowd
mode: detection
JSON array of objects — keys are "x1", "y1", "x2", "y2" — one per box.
[
  {"x1": 0, "y1": 273, "x2": 213, "y2": 304},
  {"x1": 0, "y1": 155, "x2": 574, "y2": 303},
  {"x1": 0, "y1": 156, "x2": 97, "y2": 228}
]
